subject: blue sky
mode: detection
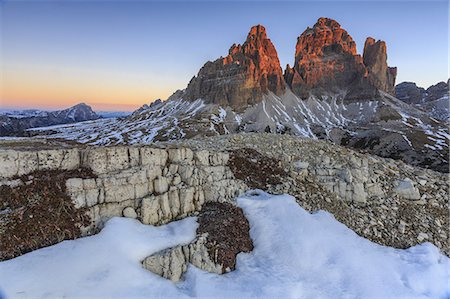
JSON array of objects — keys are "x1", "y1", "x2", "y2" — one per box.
[{"x1": 1, "y1": 0, "x2": 448, "y2": 110}]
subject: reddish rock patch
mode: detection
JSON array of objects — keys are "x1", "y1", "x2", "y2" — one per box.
[
  {"x1": 197, "y1": 202, "x2": 253, "y2": 271},
  {"x1": 228, "y1": 148, "x2": 288, "y2": 189},
  {"x1": 0, "y1": 168, "x2": 95, "y2": 261}
]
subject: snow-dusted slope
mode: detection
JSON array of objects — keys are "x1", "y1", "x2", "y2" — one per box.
[
  {"x1": 0, "y1": 103, "x2": 99, "y2": 136},
  {"x1": 29, "y1": 88, "x2": 449, "y2": 171},
  {"x1": 29, "y1": 99, "x2": 207, "y2": 145},
  {"x1": 0, "y1": 192, "x2": 448, "y2": 298}
]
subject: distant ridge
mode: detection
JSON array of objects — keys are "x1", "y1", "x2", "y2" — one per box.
[{"x1": 0, "y1": 103, "x2": 100, "y2": 136}]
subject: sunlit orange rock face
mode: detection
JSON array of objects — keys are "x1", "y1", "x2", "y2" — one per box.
[
  {"x1": 285, "y1": 17, "x2": 396, "y2": 98},
  {"x1": 184, "y1": 25, "x2": 285, "y2": 111}
]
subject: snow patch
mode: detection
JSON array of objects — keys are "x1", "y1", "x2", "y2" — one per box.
[{"x1": 0, "y1": 192, "x2": 448, "y2": 299}]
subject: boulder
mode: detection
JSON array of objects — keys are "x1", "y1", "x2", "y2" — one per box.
[
  {"x1": 122, "y1": 206, "x2": 138, "y2": 219},
  {"x1": 393, "y1": 179, "x2": 421, "y2": 200}
]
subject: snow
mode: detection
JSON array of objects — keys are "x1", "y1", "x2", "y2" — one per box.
[{"x1": 1, "y1": 192, "x2": 449, "y2": 299}]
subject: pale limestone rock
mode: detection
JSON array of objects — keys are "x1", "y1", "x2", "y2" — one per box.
[
  {"x1": 159, "y1": 192, "x2": 172, "y2": 221},
  {"x1": 83, "y1": 178, "x2": 97, "y2": 190},
  {"x1": 98, "y1": 188, "x2": 105, "y2": 203},
  {"x1": 66, "y1": 178, "x2": 84, "y2": 192},
  {"x1": 85, "y1": 189, "x2": 99, "y2": 207},
  {"x1": 393, "y1": 179, "x2": 421, "y2": 200},
  {"x1": 293, "y1": 160, "x2": 309, "y2": 170},
  {"x1": 84, "y1": 149, "x2": 108, "y2": 174},
  {"x1": 0, "y1": 150, "x2": 19, "y2": 178},
  {"x1": 60, "y1": 149, "x2": 81, "y2": 170},
  {"x1": 141, "y1": 148, "x2": 168, "y2": 166},
  {"x1": 147, "y1": 180, "x2": 154, "y2": 194},
  {"x1": 154, "y1": 177, "x2": 169, "y2": 194},
  {"x1": 339, "y1": 169, "x2": 353, "y2": 183},
  {"x1": 352, "y1": 183, "x2": 367, "y2": 203},
  {"x1": 172, "y1": 174, "x2": 182, "y2": 186},
  {"x1": 179, "y1": 187, "x2": 195, "y2": 215},
  {"x1": 0, "y1": 178, "x2": 23, "y2": 188},
  {"x1": 142, "y1": 235, "x2": 222, "y2": 282},
  {"x1": 418, "y1": 179, "x2": 427, "y2": 186},
  {"x1": 417, "y1": 232, "x2": 429, "y2": 242},
  {"x1": 187, "y1": 235, "x2": 223, "y2": 274},
  {"x1": 128, "y1": 169, "x2": 148, "y2": 184},
  {"x1": 168, "y1": 148, "x2": 194, "y2": 164},
  {"x1": 104, "y1": 184, "x2": 135, "y2": 203},
  {"x1": 135, "y1": 182, "x2": 149, "y2": 198},
  {"x1": 142, "y1": 246, "x2": 188, "y2": 282},
  {"x1": 194, "y1": 187, "x2": 205, "y2": 209},
  {"x1": 70, "y1": 191, "x2": 86, "y2": 208},
  {"x1": 168, "y1": 188, "x2": 181, "y2": 218},
  {"x1": 398, "y1": 221, "x2": 407, "y2": 234},
  {"x1": 128, "y1": 147, "x2": 140, "y2": 167},
  {"x1": 98, "y1": 200, "x2": 135, "y2": 223},
  {"x1": 141, "y1": 195, "x2": 161, "y2": 225},
  {"x1": 366, "y1": 183, "x2": 385, "y2": 197},
  {"x1": 37, "y1": 150, "x2": 66, "y2": 170},
  {"x1": 168, "y1": 164, "x2": 179, "y2": 175},
  {"x1": 146, "y1": 166, "x2": 162, "y2": 181},
  {"x1": 17, "y1": 152, "x2": 39, "y2": 175},
  {"x1": 195, "y1": 150, "x2": 210, "y2": 166},
  {"x1": 123, "y1": 206, "x2": 138, "y2": 219},
  {"x1": 106, "y1": 147, "x2": 130, "y2": 172}
]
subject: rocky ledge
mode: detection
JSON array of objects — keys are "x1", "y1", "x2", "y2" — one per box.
[
  {"x1": 143, "y1": 202, "x2": 253, "y2": 281},
  {"x1": 0, "y1": 133, "x2": 448, "y2": 264}
]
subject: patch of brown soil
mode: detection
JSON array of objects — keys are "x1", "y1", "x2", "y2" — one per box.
[
  {"x1": 0, "y1": 168, "x2": 96, "y2": 261},
  {"x1": 228, "y1": 148, "x2": 288, "y2": 189},
  {"x1": 197, "y1": 202, "x2": 253, "y2": 271}
]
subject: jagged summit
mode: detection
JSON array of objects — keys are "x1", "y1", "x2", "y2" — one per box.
[
  {"x1": 183, "y1": 24, "x2": 285, "y2": 111},
  {"x1": 285, "y1": 17, "x2": 396, "y2": 98},
  {"x1": 246, "y1": 24, "x2": 267, "y2": 40},
  {"x1": 285, "y1": 17, "x2": 365, "y2": 97},
  {"x1": 297, "y1": 17, "x2": 358, "y2": 56}
]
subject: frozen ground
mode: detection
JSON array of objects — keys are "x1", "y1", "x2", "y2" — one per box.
[{"x1": 0, "y1": 192, "x2": 449, "y2": 299}]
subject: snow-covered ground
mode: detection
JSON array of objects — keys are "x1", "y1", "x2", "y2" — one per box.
[{"x1": 0, "y1": 192, "x2": 448, "y2": 299}]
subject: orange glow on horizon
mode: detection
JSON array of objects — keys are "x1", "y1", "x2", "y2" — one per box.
[{"x1": 1, "y1": 64, "x2": 183, "y2": 111}]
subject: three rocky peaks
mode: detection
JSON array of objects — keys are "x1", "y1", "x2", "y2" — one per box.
[{"x1": 183, "y1": 17, "x2": 396, "y2": 110}]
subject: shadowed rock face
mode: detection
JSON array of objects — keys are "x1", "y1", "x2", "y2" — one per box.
[
  {"x1": 363, "y1": 37, "x2": 397, "y2": 95},
  {"x1": 183, "y1": 25, "x2": 285, "y2": 111},
  {"x1": 395, "y1": 82, "x2": 427, "y2": 104},
  {"x1": 285, "y1": 18, "x2": 396, "y2": 98},
  {"x1": 426, "y1": 80, "x2": 449, "y2": 102},
  {"x1": 395, "y1": 80, "x2": 449, "y2": 104}
]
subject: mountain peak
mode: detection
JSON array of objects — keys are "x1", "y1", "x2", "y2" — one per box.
[
  {"x1": 315, "y1": 17, "x2": 342, "y2": 29},
  {"x1": 183, "y1": 24, "x2": 285, "y2": 110},
  {"x1": 247, "y1": 24, "x2": 267, "y2": 40},
  {"x1": 285, "y1": 18, "x2": 396, "y2": 97}
]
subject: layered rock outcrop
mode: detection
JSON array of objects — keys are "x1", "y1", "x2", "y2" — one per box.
[
  {"x1": 0, "y1": 133, "x2": 448, "y2": 261},
  {"x1": 183, "y1": 25, "x2": 286, "y2": 111},
  {"x1": 284, "y1": 18, "x2": 396, "y2": 98}
]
